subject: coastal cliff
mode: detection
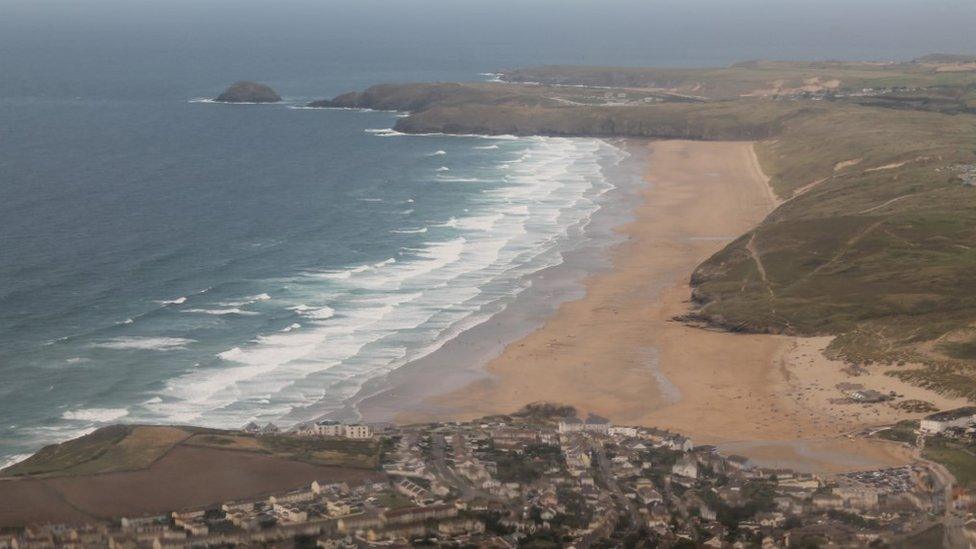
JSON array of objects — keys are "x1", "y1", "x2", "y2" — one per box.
[{"x1": 310, "y1": 82, "x2": 792, "y2": 140}]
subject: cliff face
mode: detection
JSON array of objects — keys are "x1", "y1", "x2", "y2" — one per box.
[
  {"x1": 308, "y1": 83, "x2": 794, "y2": 140},
  {"x1": 393, "y1": 103, "x2": 791, "y2": 140},
  {"x1": 215, "y1": 81, "x2": 281, "y2": 103},
  {"x1": 307, "y1": 83, "x2": 504, "y2": 112}
]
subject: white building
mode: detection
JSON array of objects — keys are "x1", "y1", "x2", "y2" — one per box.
[
  {"x1": 920, "y1": 407, "x2": 976, "y2": 434},
  {"x1": 303, "y1": 421, "x2": 374, "y2": 439},
  {"x1": 558, "y1": 418, "x2": 584, "y2": 433},
  {"x1": 609, "y1": 426, "x2": 638, "y2": 437},
  {"x1": 672, "y1": 456, "x2": 699, "y2": 479},
  {"x1": 345, "y1": 424, "x2": 373, "y2": 439},
  {"x1": 584, "y1": 416, "x2": 611, "y2": 433}
]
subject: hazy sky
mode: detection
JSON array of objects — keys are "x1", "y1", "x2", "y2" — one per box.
[{"x1": 1, "y1": 0, "x2": 973, "y2": 66}]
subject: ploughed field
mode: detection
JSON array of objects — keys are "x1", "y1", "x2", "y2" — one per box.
[
  {"x1": 314, "y1": 56, "x2": 976, "y2": 399},
  {"x1": 0, "y1": 426, "x2": 383, "y2": 526}
]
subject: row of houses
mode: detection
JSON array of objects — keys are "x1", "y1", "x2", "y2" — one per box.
[{"x1": 240, "y1": 420, "x2": 374, "y2": 439}]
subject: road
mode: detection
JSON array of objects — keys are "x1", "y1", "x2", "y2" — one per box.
[{"x1": 592, "y1": 441, "x2": 642, "y2": 535}]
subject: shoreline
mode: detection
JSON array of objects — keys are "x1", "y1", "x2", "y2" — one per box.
[
  {"x1": 339, "y1": 138, "x2": 646, "y2": 424},
  {"x1": 354, "y1": 139, "x2": 965, "y2": 474}
]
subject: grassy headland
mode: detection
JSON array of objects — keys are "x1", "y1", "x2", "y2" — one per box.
[
  {"x1": 0, "y1": 425, "x2": 384, "y2": 525},
  {"x1": 313, "y1": 56, "x2": 976, "y2": 399},
  {"x1": 1, "y1": 425, "x2": 380, "y2": 479}
]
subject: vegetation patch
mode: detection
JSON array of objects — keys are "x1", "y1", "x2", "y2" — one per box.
[
  {"x1": 1, "y1": 425, "x2": 189, "y2": 478},
  {"x1": 923, "y1": 437, "x2": 976, "y2": 486}
]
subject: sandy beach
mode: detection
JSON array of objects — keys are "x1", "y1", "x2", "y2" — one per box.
[{"x1": 360, "y1": 139, "x2": 963, "y2": 473}]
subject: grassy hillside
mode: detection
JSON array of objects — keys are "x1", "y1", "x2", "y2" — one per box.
[
  {"x1": 1, "y1": 425, "x2": 190, "y2": 478},
  {"x1": 691, "y1": 105, "x2": 976, "y2": 393},
  {"x1": 500, "y1": 58, "x2": 976, "y2": 99},
  {"x1": 314, "y1": 58, "x2": 976, "y2": 399},
  {"x1": 1, "y1": 425, "x2": 382, "y2": 478},
  {"x1": 184, "y1": 432, "x2": 381, "y2": 469}
]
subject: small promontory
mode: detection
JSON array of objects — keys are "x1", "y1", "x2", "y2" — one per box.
[{"x1": 215, "y1": 81, "x2": 281, "y2": 103}]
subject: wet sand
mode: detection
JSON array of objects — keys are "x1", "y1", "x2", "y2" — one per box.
[{"x1": 361, "y1": 140, "x2": 950, "y2": 473}]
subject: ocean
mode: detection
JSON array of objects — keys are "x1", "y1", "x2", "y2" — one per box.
[{"x1": 1, "y1": 0, "x2": 972, "y2": 465}]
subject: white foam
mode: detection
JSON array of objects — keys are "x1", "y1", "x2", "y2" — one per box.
[
  {"x1": 141, "y1": 137, "x2": 626, "y2": 427},
  {"x1": 62, "y1": 408, "x2": 129, "y2": 422},
  {"x1": 364, "y1": 128, "x2": 405, "y2": 137},
  {"x1": 292, "y1": 106, "x2": 398, "y2": 113},
  {"x1": 192, "y1": 98, "x2": 286, "y2": 106},
  {"x1": 65, "y1": 357, "x2": 91, "y2": 364},
  {"x1": 437, "y1": 166, "x2": 450, "y2": 172},
  {"x1": 183, "y1": 308, "x2": 258, "y2": 316},
  {"x1": 0, "y1": 454, "x2": 33, "y2": 470},
  {"x1": 474, "y1": 144, "x2": 500, "y2": 150},
  {"x1": 437, "y1": 177, "x2": 485, "y2": 183},
  {"x1": 156, "y1": 296, "x2": 187, "y2": 305},
  {"x1": 91, "y1": 337, "x2": 194, "y2": 351},
  {"x1": 308, "y1": 306, "x2": 335, "y2": 320},
  {"x1": 216, "y1": 293, "x2": 271, "y2": 307},
  {"x1": 218, "y1": 347, "x2": 245, "y2": 361},
  {"x1": 391, "y1": 227, "x2": 428, "y2": 234},
  {"x1": 429, "y1": 150, "x2": 447, "y2": 156},
  {"x1": 288, "y1": 305, "x2": 334, "y2": 320}
]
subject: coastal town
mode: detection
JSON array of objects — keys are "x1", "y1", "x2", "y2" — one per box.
[{"x1": 3, "y1": 404, "x2": 976, "y2": 548}]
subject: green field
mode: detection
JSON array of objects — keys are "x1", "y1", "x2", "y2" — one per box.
[
  {"x1": 2, "y1": 425, "x2": 382, "y2": 479},
  {"x1": 876, "y1": 420, "x2": 920, "y2": 445},
  {"x1": 923, "y1": 438, "x2": 976, "y2": 486},
  {"x1": 184, "y1": 432, "x2": 381, "y2": 469}
]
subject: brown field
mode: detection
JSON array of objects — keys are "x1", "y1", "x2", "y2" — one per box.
[{"x1": 0, "y1": 445, "x2": 383, "y2": 526}]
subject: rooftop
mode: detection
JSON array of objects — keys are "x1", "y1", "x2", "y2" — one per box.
[{"x1": 924, "y1": 406, "x2": 976, "y2": 422}]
